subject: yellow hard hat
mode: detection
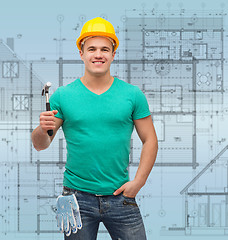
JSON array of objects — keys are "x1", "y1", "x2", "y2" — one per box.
[{"x1": 76, "y1": 17, "x2": 119, "y2": 51}]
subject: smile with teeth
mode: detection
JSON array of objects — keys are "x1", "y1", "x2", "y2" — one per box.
[{"x1": 93, "y1": 61, "x2": 104, "y2": 64}]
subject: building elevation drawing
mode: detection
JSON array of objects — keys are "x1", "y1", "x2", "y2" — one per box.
[{"x1": 0, "y1": 7, "x2": 228, "y2": 240}]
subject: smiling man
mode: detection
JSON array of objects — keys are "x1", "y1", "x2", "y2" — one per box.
[{"x1": 31, "y1": 17, "x2": 158, "y2": 240}]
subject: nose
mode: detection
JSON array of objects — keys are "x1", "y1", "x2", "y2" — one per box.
[{"x1": 94, "y1": 49, "x2": 102, "y2": 58}]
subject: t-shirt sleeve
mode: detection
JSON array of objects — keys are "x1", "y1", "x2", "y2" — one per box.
[
  {"x1": 132, "y1": 86, "x2": 151, "y2": 120},
  {"x1": 49, "y1": 88, "x2": 64, "y2": 120}
]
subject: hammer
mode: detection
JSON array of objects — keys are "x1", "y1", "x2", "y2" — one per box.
[{"x1": 42, "y1": 82, "x2": 53, "y2": 136}]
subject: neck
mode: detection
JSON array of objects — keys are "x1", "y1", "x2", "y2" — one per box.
[{"x1": 81, "y1": 71, "x2": 113, "y2": 89}]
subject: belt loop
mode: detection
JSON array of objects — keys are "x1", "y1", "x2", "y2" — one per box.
[{"x1": 63, "y1": 186, "x2": 77, "y2": 196}]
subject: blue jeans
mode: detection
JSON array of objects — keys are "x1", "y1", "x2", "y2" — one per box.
[{"x1": 64, "y1": 189, "x2": 147, "y2": 240}]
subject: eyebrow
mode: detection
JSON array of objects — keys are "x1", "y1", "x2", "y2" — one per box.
[{"x1": 87, "y1": 46, "x2": 111, "y2": 50}]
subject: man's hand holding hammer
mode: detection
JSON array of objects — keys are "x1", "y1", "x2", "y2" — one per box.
[
  {"x1": 39, "y1": 109, "x2": 59, "y2": 135},
  {"x1": 31, "y1": 110, "x2": 60, "y2": 150},
  {"x1": 31, "y1": 82, "x2": 63, "y2": 151}
]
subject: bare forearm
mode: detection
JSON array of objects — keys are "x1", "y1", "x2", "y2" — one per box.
[
  {"x1": 31, "y1": 126, "x2": 51, "y2": 151},
  {"x1": 134, "y1": 139, "x2": 158, "y2": 187}
]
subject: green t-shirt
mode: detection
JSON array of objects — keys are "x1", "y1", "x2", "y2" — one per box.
[{"x1": 50, "y1": 77, "x2": 151, "y2": 195}]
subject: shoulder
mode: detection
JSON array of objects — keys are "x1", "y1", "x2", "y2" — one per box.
[
  {"x1": 115, "y1": 78, "x2": 138, "y2": 92},
  {"x1": 53, "y1": 79, "x2": 80, "y2": 94}
]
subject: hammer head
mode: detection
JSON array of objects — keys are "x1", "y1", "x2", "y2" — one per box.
[{"x1": 42, "y1": 82, "x2": 52, "y2": 96}]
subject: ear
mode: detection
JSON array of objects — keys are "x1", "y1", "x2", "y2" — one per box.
[
  {"x1": 111, "y1": 51, "x2": 116, "y2": 62},
  {"x1": 79, "y1": 50, "x2": 84, "y2": 60}
]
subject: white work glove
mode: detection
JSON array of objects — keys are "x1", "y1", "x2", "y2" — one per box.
[{"x1": 56, "y1": 194, "x2": 82, "y2": 236}]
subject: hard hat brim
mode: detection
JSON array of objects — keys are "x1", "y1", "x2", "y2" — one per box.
[{"x1": 76, "y1": 32, "x2": 119, "y2": 51}]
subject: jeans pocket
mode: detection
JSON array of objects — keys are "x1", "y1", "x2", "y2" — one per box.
[
  {"x1": 122, "y1": 194, "x2": 138, "y2": 207},
  {"x1": 122, "y1": 193, "x2": 135, "y2": 200}
]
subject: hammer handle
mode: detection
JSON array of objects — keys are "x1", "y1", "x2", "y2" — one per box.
[{"x1": 46, "y1": 103, "x2": 53, "y2": 136}]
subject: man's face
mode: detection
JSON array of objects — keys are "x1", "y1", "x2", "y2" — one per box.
[{"x1": 79, "y1": 36, "x2": 116, "y2": 77}]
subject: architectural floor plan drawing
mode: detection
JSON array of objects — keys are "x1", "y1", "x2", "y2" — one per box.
[{"x1": 0, "y1": 8, "x2": 228, "y2": 240}]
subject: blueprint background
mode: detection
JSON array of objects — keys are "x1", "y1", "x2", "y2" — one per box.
[{"x1": 0, "y1": 0, "x2": 228, "y2": 239}]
